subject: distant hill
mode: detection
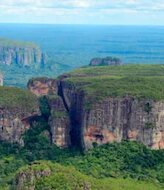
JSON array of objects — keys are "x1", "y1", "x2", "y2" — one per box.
[{"x1": 0, "y1": 38, "x2": 46, "y2": 67}]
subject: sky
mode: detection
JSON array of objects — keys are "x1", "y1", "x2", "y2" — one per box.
[{"x1": 0, "y1": 0, "x2": 164, "y2": 25}]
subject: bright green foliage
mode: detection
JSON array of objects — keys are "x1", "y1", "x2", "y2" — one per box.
[
  {"x1": 12, "y1": 161, "x2": 163, "y2": 190},
  {"x1": 0, "y1": 156, "x2": 25, "y2": 189},
  {"x1": 0, "y1": 117, "x2": 163, "y2": 188},
  {"x1": 0, "y1": 132, "x2": 163, "y2": 189},
  {"x1": 0, "y1": 114, "x2": 163, "y2": 189},
  {"x1": 64, "y1": 142, "x2": 164, "y2": 184}
]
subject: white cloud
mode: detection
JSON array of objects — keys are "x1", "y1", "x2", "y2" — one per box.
[{"x1": 0, "y1": 0, "x2": 164, "y2": 24}]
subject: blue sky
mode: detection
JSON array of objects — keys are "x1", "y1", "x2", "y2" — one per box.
[{"x1": 0, "y1": 0, "x2": 164, "y2": 25}]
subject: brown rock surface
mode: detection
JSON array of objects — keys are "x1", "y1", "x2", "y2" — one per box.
[
  {"x1": 27, "y1": 78, "x2": 57, "y2": 96},
  {"x1": 27, "y1": 76, "x2": 164, "y2": 150},
  {"x1": 48, "y1": 95, "x2": 71, "y2": 148},
  {"x1": 0, "y1": 107, "x2": 39, "y2": 145},
  {"x1": 58, "y1": 80, "x2": 164, "y2": 150}
]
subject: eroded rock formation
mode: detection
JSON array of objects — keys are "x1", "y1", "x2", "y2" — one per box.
[
  {"x1": 27, "y1": 76, "x2": 164, "y2": 150},
  {"x1": 0, "y1": 38, "x2": 46, "y2": 67},
  {"x1": 27, "y1": 78, "x2": 57, "y2": 96},
  {"x1": 0, "y1": 87, "x2": 39, "y2": 145},
  {"x1": 90, "y1": 56, "x2": 122, "y2": 66},
  {"x1": 0, "y1": 108, "x2": 39, "y2": 145},
  {"x1": 28, "y1": 78, "x2": 71, "y2": 148},
  {"x1": 57, "y1": 80, "x2": 164, "y2": 150},
  {"x1": 48, "y1": 96, "x2": 70, "y2": 147}
]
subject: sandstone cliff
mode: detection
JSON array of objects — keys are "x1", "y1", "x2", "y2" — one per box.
[
  {"x1": 48, "y1": 95, "x2": 71, "y2": 148},
  {"x1": 27, "y1": 77, "x2": 57, "y2": 96},
  {"x1": 0, "y1": 38, "x2": 46, "y2": 67},
  {"x1": 27, "y1": 78, "x2": 71, "y2": 148},
  {"x1": 0, "y1": 86, "x2": 39, "y2": 145},
  {"x1": 27, "y1": 65, "x2": 164, "y2": 150}
]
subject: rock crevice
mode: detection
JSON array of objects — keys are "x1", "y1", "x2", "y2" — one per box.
[{"x1": 27, "y1": 76, "x2": 164, "y2": 150}]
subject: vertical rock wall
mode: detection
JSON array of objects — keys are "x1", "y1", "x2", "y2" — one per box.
[
  {"x1": 0, "y1": 107, "x2": 39, "y2": 145},
  {"x1": 58, "y1": 81, "x2": 164, "y2": 150},
  {"x1": 28, "y1": 78, "x2": 164, "y2": 150},
  {"x1": 0, "y1": 46, "x2": 42, "y2": 66}
]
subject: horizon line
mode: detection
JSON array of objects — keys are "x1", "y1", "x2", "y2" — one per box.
[{"x1": 0, "y1": 22, "x2": 164, "y2": 27}]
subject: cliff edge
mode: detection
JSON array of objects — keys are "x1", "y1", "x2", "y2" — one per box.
[
  {"x1": 0, "y1": 38, "x2": 46, "y2": 67},
  {"x1": 28, "y1": 65, "x2": 164, "y2": 150},
  {"x1": 0, "y1": 86, "x2": 39, "y2": 145}
]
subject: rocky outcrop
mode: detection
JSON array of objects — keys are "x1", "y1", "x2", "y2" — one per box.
[
  {"x1": 0, "y1": 38, "x2": 46, "y2": 67},
  {"x1": 27, "y1": 63, "x2": 164, "y2": 151},
  {"x1": 48, "y1": 96, "x2": 70, "y2": 148},
  {"x1": 28, "y1": 78, "x2": 71, "y2": 148},
  {"x1": 13, "y1": 161, "x2": 52, "y2": 190},
  {"x1": 27, "y1": 75, "x2": 164, "y2": 150},
  {"x1": 58, "y1": 81, "x2": 164, "y2": 150},
  {"x1": 12, "y1": 161, "x2": 94, "y2": 190},
  {"x1": 83, "y1": 98, "x2": 164, "y2": 150},
  {"x1": 0, "y1": 108, "x2": 38, "y2": 145},
  {"x1": 27, "y1": 78, "x2": 57, "y2": 96},
  {"x1": 90, "y1": 56, "x2": 122, "y2": 66},
  {"x1": 0, "y1": 87, "x2": 39, "y2": 145}
]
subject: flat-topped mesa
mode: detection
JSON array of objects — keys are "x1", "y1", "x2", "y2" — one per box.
[
  {"x1": 89, "y1": 56, "x2": 122, "y2": 66},
  {"x1": 0, "y1": 86, "x2": 39, "y2": 145},
  {"x1": 0, "y1": 38, "x2": 46, "y2": 67},
  {"x1": 28, "y1": 65, "x2": 164, "y2": 150},
  {"x1": 58, "y1": 65, "x2": 164, "y2": 150}
]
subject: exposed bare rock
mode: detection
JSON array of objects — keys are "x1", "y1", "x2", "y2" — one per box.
[
  {"x1": 0, "y1": 38, "x2": 46, "y2": 67},
  {"x1": 27, "y1": 78, "x2": 57, "y2": 96},
  {"x1": 27, "y1": 65, "x2": 164, "y2": 150},
  {"x1": 83, "y1": 98, "x2": 164, "y2": 150},
  {"x1": 27, "y1": 78, "x2": 71, "y2": 148},
  {"x1": 90, "y1": 56, "x2": 122, "y2": 66},
  {"x1": 58, "y1": 80, "x2": 164, "y2": 150},
  {"x1": 48, "y1": 95, "x2": 71, "y2": 148},
  {"x1": 0, "y1": 87, "x2": 39, "y2": 145}
]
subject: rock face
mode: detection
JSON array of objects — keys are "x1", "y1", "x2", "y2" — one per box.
[
  {"x1": 27, "y1": 75, "x2": 164, "y2": 150},
  {"x1": 0, "y1": 107, "x2": 38, "y2": 145},
  {"x1": 57, "y1": 82, "x2": 164, "y2": 150},
  {"x1": 28, "y1": 78, "x2": 71, "y2": 148},
  {"x1": 0, "y1": 87, "x2": 39, "y2": 145},
  {"x1": 90, "y1": 57, "x2": 122, "y2": 66},
  {"x1": 48, "y1": 96, "x2": 70, "y2": 147},
  {"x1": 27, "y1": 78, "x2": 57, "y2": 97},
  {"x1": 0, "y1": 38, "x2": 46, "y2": 67},
  {"x1": 83, "y1": 98, "x2": 164, "y2": 150}
]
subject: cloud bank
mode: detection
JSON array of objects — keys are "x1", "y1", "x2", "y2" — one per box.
[{"x1": 0, "y1": 0, "x2": 163, "y2": 24}]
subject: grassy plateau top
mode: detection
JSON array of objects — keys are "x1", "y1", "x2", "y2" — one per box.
[
  {"x1": 63, "y1": 64, "x2": 164, "y2": 101},
  {"x1": 0, "y1": 38, "x2": 39, "y2": 49},
  {"x1": 0, "y1": 86, "x2": 38, "y2": 112}
]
